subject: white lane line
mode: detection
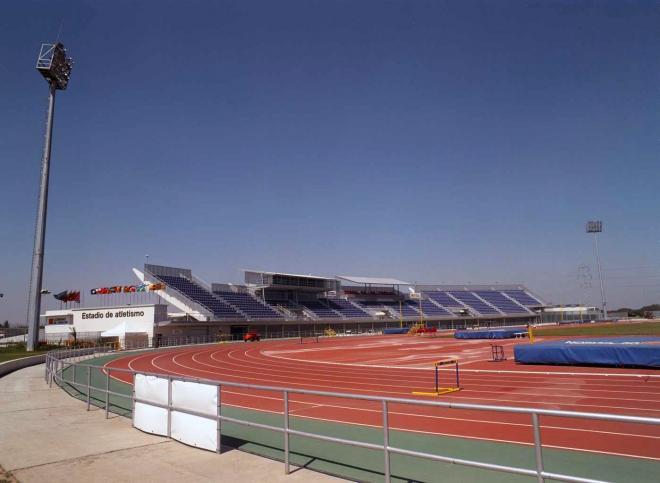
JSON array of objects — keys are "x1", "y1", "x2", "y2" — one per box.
[
  {"x1": 231, "y1": 348, "x2": 660, "y2": 395},
  {"x1": 163, "y1": 347, "x2": 660, "y2": 413},
  {"x1": 260, "y1": 351, "x2": 660, "y2": 378}
]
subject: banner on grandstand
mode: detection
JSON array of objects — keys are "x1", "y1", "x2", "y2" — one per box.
[{"x1": 90, "y1": 283, "x2": 165, "y2": 295}]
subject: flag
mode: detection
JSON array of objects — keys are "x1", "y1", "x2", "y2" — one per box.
[
  {"x1": 66, "y1": 291, "x2": 81, "y2": 303},
  {"x1": 149, "y1": 283, "x2": 165, "y2": 291},
  {"x1": 136, "y1": 284, "x2": 147, "y2": 292},
  {"x1": 53, "y1": 291, "x2": 68, "y2": 302}
]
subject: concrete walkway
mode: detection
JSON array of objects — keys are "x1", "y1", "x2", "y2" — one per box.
[{"x1": 0, "y1": 364, "x2": 344, "y2": 483}]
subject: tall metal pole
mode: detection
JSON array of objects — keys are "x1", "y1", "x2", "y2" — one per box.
[
  {"x1": 592, "y1": 232, "x2": 607, "y2": 319},
  {"x1": 26, "y1": 82, "x2": 57, "y2": 351}
]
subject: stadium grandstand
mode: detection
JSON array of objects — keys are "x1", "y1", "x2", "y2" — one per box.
[{"x1": 135, "y1": 264, "x2": 544, "y2": 338}]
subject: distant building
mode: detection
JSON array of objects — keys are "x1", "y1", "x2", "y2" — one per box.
[{"x1": 540, "y1": 305, "x2": 602, "y2": 324}]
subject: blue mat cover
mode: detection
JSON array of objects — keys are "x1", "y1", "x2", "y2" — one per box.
[
  {"x1": 454, "y1": 327, "x2": 527, "y2": 339},
  {"x1": 514, "y1": 337, "x2": 660, "y2": 368},
  {"x1": 383, "y1": 328, "x2": 410, "y2": 335}
]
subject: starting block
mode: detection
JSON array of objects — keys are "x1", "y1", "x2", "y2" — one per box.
[{"x1": 412, "y1": 358, "x2": 461, "y2": 396}]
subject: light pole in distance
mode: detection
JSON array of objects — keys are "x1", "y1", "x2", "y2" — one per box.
[
  {"x1": 26, "y1": 43, "x2": 73, "y2": 351},
  {"x1": 586, "y1": 220, "x2": 607, "y2": 319}
]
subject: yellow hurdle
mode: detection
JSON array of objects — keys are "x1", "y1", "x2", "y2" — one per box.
[{"x1": 412, "y1": 358, "x2": 461, "y2": 396}]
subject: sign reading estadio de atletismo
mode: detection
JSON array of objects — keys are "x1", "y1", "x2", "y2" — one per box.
[{"x1": 71, "y1": 304, "x2": 167, "y2": 336}]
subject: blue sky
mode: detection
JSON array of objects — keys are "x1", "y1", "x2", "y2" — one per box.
[{"x1": 1, "y1": 1, "x2": 659, "y2": 323}]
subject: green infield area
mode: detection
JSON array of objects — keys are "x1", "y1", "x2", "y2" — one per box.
[
  {"x1": 535, "y1": 320, "x2": 660, "y2": 337},
  {"x1": 52, "y1": 352, "x2": 660, "y2": 483},
  {"x1": 0, "y1": 345, "x2": 56, "y2": 363}
]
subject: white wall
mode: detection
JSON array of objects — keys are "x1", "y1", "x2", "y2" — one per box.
[{"x1": 71, "y1": 304, "x2": 166, "y2": 338}]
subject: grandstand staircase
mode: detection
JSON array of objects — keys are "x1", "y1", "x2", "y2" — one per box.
[
  {"x1": 444, "y1": 292, "x2": 470, "y2": 310},
  {"x1": 384, "y1": 306, "x2": 401, "y2": 318},
  {"x1": 272, "y1": 304, "x2": 296, "y2": 318},
  {"x1": 318, "y1": 299, "x2": 343, "y2": 318},
  {"x1": 470, "y1": 293, "x2": 505, "y2": 316},
  {"x1": 500, "y1": 292, "x2": 534, "y2": 314},
  {"x1": 407, "y1": 302, "x2": 422, "y2": 315},
  {"x1": 302, "y1": 308, "x2": 319, "y2": 320},
  {"x1": 212, "y1": 295, "x2": 249, "y2": 319},
  {"x1": 426, "y1": 298, "x2": 455, "y2": 314},
  {"x1": 347, "y1": 299, "x2": 368, "y2": 314}
]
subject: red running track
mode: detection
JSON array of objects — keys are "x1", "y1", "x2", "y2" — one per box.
[{"x1": 106, "y1": 335, "x2": 660, "y2": 460}]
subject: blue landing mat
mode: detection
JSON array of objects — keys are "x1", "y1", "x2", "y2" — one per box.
[
  {"x1": 454, "y1": 327, "x2": 527, "y2": 339},
  {"x1": 514, "y1": 337, "x2": 660, "y2": 367}
]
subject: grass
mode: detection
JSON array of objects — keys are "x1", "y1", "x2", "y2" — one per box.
[
  {"x1": 0, "y1": 344, "x2": 58, "y2": 363},
  {"x1": 535, "y1": 320, "x2": 660, "y2": 337}
]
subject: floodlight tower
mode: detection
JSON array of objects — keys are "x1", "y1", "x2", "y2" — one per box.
[
  {"x1": 586, "y1": 220, "x2": 607, "y2": 319},
  {"x1": 26, "y1": 43, "x2": 73, "y2": 351}
]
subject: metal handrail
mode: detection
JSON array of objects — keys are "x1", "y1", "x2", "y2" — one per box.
[{"x1": 44, "y1": 345, "x2": 660, "y2": 483}]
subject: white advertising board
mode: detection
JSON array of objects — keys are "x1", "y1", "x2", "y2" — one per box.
[
  {"x1": 132, "y1": 375, "x2": 219, "y2": 452},
  {"x1": 171, "y1": 411, "x2": 217, "y2": 452},
  {"x1": 171, "y1": 379, "x2": 217, "y2": 415},
  {"x1": 134, "y1": 374, "x2": 168, "y2": 405},
  {"x1": 170, "y1": 379, "x2": 218, "y2": 451},
  {"x1": 133, "y1": 374, "x2": 169, "y2": 436},
  {"x1": 133, "y1": 402, "x2": 168, "y2": 436}
]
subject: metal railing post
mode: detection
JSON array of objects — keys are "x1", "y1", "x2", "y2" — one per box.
[
  {"x1": 105, "y1": 369, "x2": 111, "y2": 418},
  {"x1": 383, "y1": 400, "x2": 391, "y2": 482},
  {"x1": 131, "y1": 375, "x2": 137, "y2": 426},
  {"x1": 86, "y1": 365, "x2": 91, "y2": 410},
  {"x1": 284, "y1": 390, "x2": 290, "y2": 474},
  {"x1": 72, "y1": 362, "x2": 76, "y2": 386},
  {"x1": 532, "y1": 413, "x2": 544, "y2": 483},
  {"x1": 167, "y1": 376, "x2": 172, "y2": 438},
  {"x1": 216, "y1": 385, "x2": 222, "y2": 454}
]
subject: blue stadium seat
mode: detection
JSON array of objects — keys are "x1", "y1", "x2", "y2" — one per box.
[
  {"x1": 154, "y1": 274, "x2": 244, "y2": 318},
  {"x1": 299, "y1": 300, "x2": 342, "y2": 318},
  {"x1": 446, "y1": 291, "x2": 501, "y2": 315},
  {"x1": 416, "y1": 299, "x2": 453, "y2": 317},
  {"x1": 324, "y1": 298, "x2": 371, "y2": 318},
  {"x1": 213, "y1": 291, "x2": 283, "y2": 319},
  {"x1": 474, "y1": 291, "x2": 530, "y2": 314},
  {"x1": 424, "y1": 291, "x2": 465, "y2": 308},
  {"x1": 502, "y1": 290, "x2": 542, "y2": 306}
]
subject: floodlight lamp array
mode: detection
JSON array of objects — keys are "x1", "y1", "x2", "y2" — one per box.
[
  {"x1": 36, "y1": 43, "x2": 73, "y2": 90},
  {"x1": 586, "y1": 220, "x2": 602, "y2": 233}
]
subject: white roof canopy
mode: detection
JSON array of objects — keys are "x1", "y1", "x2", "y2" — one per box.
[
  {"x1": 243, "y1": 269, "x2": 334, "y2": 281},
  {"x1": 337, "y1": 276, "x2": 411, "y2": 286}
]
